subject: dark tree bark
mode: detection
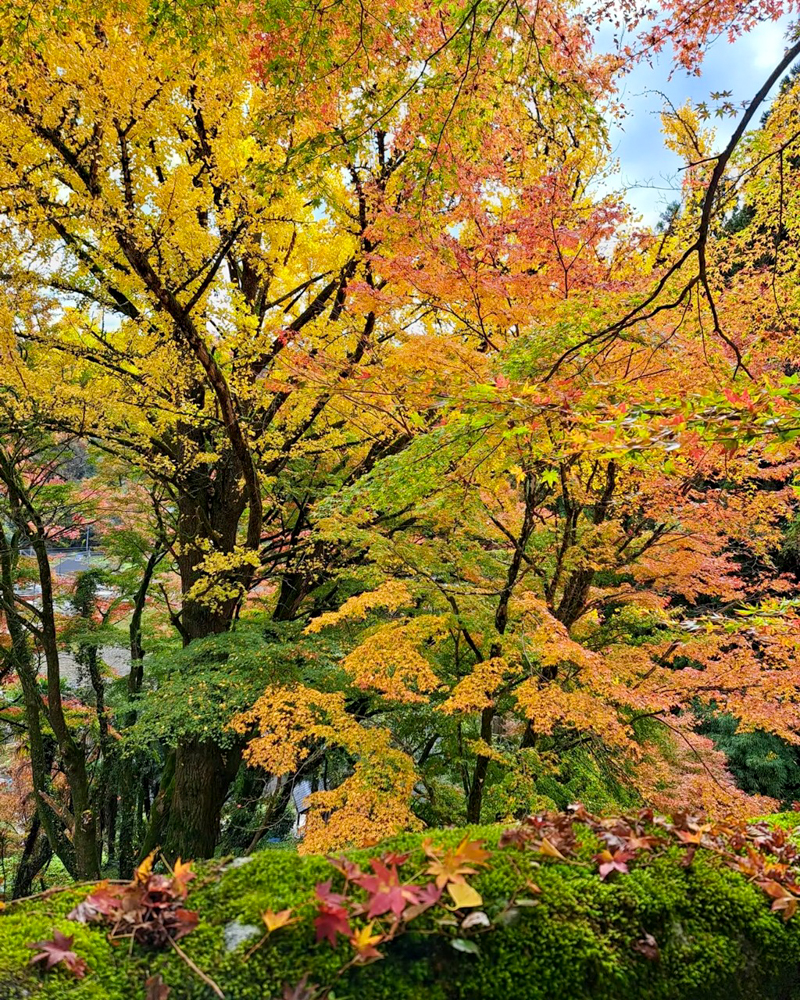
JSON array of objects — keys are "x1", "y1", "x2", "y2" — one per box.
[
  {"x1": 12, "y1": 813, "x2": 53, "y2": 899},
  {"x1": 161, "y1": 740, "x2": 243, "y2": 862},
  {"x1": 466, "y1": 474, "x2": 540, "y2": 824},
  {"x1": 0, "y1": 521, "x2": 78, "y2": 876}
]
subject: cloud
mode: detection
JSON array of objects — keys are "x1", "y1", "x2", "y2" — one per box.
[{"x1": 595, "y1": 14, "x2": 797, "y2": 226}]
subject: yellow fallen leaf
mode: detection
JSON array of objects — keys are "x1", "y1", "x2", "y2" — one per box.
[
  {"x1": 538, "y1": 837, "x2": 567, "y2": 861},
  {"x1": 136, "y1": 850, "x2": 157, "y2": 882},
  {"x1": 447, "y1": 882, "x2": 483, "y2": 908},
  {"x1": 262, "y1": 908, "x2": 297, "y2": 933}
]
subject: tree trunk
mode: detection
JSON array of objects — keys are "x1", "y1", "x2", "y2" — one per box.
[
  {"x1": 146, "y1": 463, "x2": 248, "y2": 859},
  {"x1": 0, "y1": 523, "x2": 78, "y2": 876},
  {"x1": 142, "y1": 444, "x2": 252, "y2": 860},
  {"x1": 117, "y1": 762, "x2": 137, "y2": 879},
  {"x1": 466, "y1": 706, "x2": 495, "y2": 824},
  {"x1": 12, "y1": 813, "x2": 52, "y2": 899},
  {"x1": 137, "y1": 751, "x2": 175, "y2": 862},
  {"x1": 162, "y1": 740, "x2": 242, "y2": 861}
]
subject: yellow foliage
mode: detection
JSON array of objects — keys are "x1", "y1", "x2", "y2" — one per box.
[
  {"x1": 661, "y1": 101, "x2": 714, "y2": 162},
  {"x1": 514, "y1": 594, "x2": 599, "y2": 671},
  {"x1": 302, "y1": 760, "x2": 421, "y2": 854},
  {"x1": 441, "y1": 657, "x2": 520, "y2": 715},
  {"x1": 340, "y1": 615, "x2": 445, "y2": 703},
  {"x1": 514, "y1": 681, "x2": 633, "y2": 750},
  {"x1": 304, "y1": 581, "x2": 413, "y2": 633},
  {"x1": 231, "y1": 684, "x2": 419, "y2": 852}
]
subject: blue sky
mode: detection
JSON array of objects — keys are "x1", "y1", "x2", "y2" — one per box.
[{"x1": 599, "y1": 17, "x2": 795, "y2": 225}]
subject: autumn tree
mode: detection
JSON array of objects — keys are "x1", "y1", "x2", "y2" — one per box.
[
  {"x1": 0, "y1": 413, "x2": 104, "y2": 879},
  {"x1": 0, "y1": 0, "x2": 620, "y2": 857},
  {"x1": 0, "y1": 0, "x2": 797, "y2": 868}
]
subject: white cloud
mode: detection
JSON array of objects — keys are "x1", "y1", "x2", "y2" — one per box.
[{"x1": 594, "y1": 14, "x2": 798, "y2": 226}]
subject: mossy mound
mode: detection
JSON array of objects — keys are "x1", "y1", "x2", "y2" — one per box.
[{"x1": 2, "y1": 821, "x2": 800, "y2": 1000}]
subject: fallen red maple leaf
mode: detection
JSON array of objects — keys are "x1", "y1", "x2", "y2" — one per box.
[
  {"x1": 28, "y1": 929, "x2": 87, "y2": 978},
  {"x1": 314, "y1": 903, "x2": 352, "y2": 946},
  {"x1": 354, "y1": 859, "x2": 423, "y2": 918},
  {"x1": 68, "y1": 886, "x2": 121, "y2": 923},
  {"x1": 315, "y1": 879, "x2": 348, "y2": 907}
]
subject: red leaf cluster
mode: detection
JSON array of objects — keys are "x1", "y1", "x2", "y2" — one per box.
[
  {"x1": 312, "y1": 843, "x2": 491, "y2": 962},
  {"x1": 67, "y1": 858, "x2": 198, "y2": 948}
]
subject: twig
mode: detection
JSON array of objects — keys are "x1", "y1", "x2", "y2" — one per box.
[
  {"x1": 168, "y1": 936, "x2": 226, "y2": 998},
  {"x1": 5, "y1": 879, "x2": 129, "y2": 907},
  {"x1": 242, "y1": 930, "x2": 269, "y2": 961}
]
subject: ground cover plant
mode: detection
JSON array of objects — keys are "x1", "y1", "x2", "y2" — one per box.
[{"x1": 5, "y1": 808, "x2": 800, "y2": 999}]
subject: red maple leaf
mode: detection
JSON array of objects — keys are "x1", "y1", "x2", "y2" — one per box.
[
  {"x1": 314, "y1": 904, "x2": 352, "y2": 946},
  {"x1": 68, "y1": 886, "x2": 122, "y2": 923},
  {"x1": 353, "y1": 859, "x2": 422, "y2": 918},
  {"x1": 315, "y1": 879, "x2": 348, "y2": 906},
  {"x1": 28, "y1": 930, "x2": 88, "y2": 978},
  {"x1": 401, "y1": 881, "x2": 443, "y2": 921},
  {"x1": 382, "y1": 851, "x2": 410, "y2": 867},
  {"x1": 172, "y1": 908, "x2": 200, "y2": 940},
  {"x1": 327, "y1": 855, "x2": 364, "y2": 881}
]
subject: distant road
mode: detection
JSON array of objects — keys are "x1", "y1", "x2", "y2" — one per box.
[
  {"x1": 18, "y1": 548, "x2": 105, "y2": 581},
  {"x1": 48, "y1": 549, "x2": 103, "y2": 576}
]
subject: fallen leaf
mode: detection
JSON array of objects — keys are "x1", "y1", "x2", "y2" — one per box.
[
  {"x1": 538, "y1": 837, "x2": 567, "y2": 861},
  {"x1": 263, "y1": 908, "x2": 298, "y2": 934},
  {"x1": 450, "y1": 937, "x2": 481, "y2": 955},
  {"x1": 146, "y1": 974, "x2": 171, "y2": 999},
  {"x1": 349, "y1": 921, "x2": 384, "y2": 962},
  {"x1": 447, "y1": 882, "x2": 483, "y2": 908},
  {"x1": 136, "y1": 850, "x2": 157, "y2": 883},
  {"x1": 28, "y1": 930, "x2": 87, "y2": 978},
  {"x1": 633, "y1": 933, "x2": 660, "y2": 961},
  {"x1": 314, "y1": 904, "x2": 351, "y2": 946}
]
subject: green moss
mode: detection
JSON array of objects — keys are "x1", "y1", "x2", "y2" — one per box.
[
  {"x1": 760, "y1": 812, "x2": 800, "y2": 833},
  {"x1": 2, "y1": 825, "x2": 800, "y2": 1000}
]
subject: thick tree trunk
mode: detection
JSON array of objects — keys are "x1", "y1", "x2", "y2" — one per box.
[
  {"x1": 162, "y1": 740, "x2": 242, "y2": 861},
  {"x1": 146, "y1": 460, "x2": 249, "y2": 860}
]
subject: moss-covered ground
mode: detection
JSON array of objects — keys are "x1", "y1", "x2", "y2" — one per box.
[{"x1": 3, "y1": 821, "x2": 800, "y2": 1000}]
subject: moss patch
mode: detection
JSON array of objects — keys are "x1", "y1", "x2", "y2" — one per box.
[{"x1": 2, "y1": 822, "x2": 800, "y2": 1000}]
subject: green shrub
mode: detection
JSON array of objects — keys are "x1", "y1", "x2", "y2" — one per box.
[
  {"x1": 697, "y1": 711, "x2": 800, "y2": 806},
  {"x1": 2, "y1": 821, "x2": 800, "y2": 1000}
]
